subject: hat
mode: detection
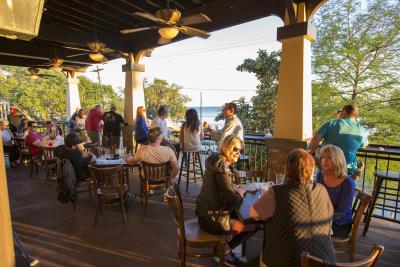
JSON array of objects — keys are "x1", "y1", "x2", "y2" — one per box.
[{"x1": 65, "y1": 133, "x2": 82, "y2": 147}]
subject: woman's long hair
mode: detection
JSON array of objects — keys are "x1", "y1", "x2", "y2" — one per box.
[
  {"x1": 135, "y1": 106, "x2": 146, "y2": 126},
  {"x1": 184, "y1": 108, "x2": 200, "y2": 133},
  {"x1": 49, "y1": 125, "x2": 57, "y2": 140}
]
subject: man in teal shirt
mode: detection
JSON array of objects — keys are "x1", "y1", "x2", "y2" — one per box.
[{"x1": 310, "y1": 104, "x2": 368, "y2": 178}]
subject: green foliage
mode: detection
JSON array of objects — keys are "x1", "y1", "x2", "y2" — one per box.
[
  {"x1": 215, "y1": 50, "x2": 280, "y2": 133},
  {"x1": 312, "y1": 0, "x2": 400, "y2": 136},
  {"x1": 143, "y1": 78, "x2": 191, "y2": 120}
]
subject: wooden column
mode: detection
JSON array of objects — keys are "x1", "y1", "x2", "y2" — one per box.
[
  {"x1": 65, "y1": 71, "x2": 80, "y2": 118},
  {"x1": 0, "y1": 138, "x2": 15, "y2": 267}
]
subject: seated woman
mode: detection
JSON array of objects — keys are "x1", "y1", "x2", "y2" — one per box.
[
  {"x1": 134, "y1": 106, "x2": 149, "y2": 146},
  {"x1": 250, "y1": 148, "x2": 336, "y2": 267},
  {"x1": 316, "y1": 144, "x2": 356, "y2": 238},
  {"x1": 196, "y1": 135, "x2": 257, "y2": 267},
  {"x1": 42, "y1": 125, "x2": 64, "y2": 147}
]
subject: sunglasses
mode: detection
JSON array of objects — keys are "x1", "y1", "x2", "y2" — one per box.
[
  {"x1": 232, "y1": 147, "x2": 241, "y2": 152},
  {"x1": 31, "y1": 125, "x2": 38, "y2": 128}
]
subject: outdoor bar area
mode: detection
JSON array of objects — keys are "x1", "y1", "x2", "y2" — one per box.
[{"x1": 1, "y1": 0, "x2": 399, "y2": 267}]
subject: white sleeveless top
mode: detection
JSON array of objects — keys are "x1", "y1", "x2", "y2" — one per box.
[{"x1": 182, "y1": 125, "x2": 201, "y2": 152}]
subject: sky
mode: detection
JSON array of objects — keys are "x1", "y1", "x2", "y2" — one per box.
[{"x1": 83, "y1": 16, "x2": 284, "y2": 107}]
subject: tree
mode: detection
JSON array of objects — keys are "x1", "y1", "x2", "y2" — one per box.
[
  {"x1": 215, "y1": 50, "x2": 280, "y2": 133},
  {"x1": 143, "y1": 78, "x2": 191, "y2": 120},
  {"x1": 312, "y1": 0, "x2": 400, "y2": 137}
]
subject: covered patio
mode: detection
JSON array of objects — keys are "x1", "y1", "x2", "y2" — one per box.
[{"x1": 1, "y1": 0, "x2": 400, "y2": 266}]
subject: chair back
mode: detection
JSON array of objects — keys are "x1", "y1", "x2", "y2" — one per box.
[
  {"x1": 351, "y1": 189, "x2": 372, "y2": 243},
  {"x1": 300, "y1": 245, "x2": 384, "y2": 267},
  {"x1": 166, "y1": 183, "x2": 185, "y2": 244},
  {"x1": 89, "y1": 165, "x2": 124, "y2": 191},
  {"x1": 233, "y1": 169, "x2": 269, "y2": 184},
  {"x1": 42, "y1": 147, "x2": 56, "y2": 161},
  {"x1": 141, "y1": 161, "x2": 171, "y2": 182}
]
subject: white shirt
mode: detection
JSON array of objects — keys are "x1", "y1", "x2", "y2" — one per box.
[
  {"x1": 150, "y1": 117, "x2": 170, "y2": 139},
  {"x1": 1, "y1": 129, "x2": 12, "y2": 146},
  {"x1": 210, "y1": 114, "x2": 244, "y2": 146},
  {"x1": 42, "y1": 135, "x2": 65, "y2": 148}
]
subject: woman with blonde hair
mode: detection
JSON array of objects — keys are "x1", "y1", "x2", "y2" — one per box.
[
  {"x1": 316, "y1": 144, "x2": 355, "y2": 237},
  {"x1": 134, "y1": 106, "x2": 149, "y2": 144},
  {"x1": 250, "y1": 148, "x2": 335, "y2": 267},
  {"x1": 196, "y1": 135, "x2": 257, "y2": 266},
  {"x1": 42, "y1": 125, "x2": 64, "y2": 147}
]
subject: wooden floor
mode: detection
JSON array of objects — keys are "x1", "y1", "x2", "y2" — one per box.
[{"x1": 5, "y1": 165, "x2": 400, "y2": 267}]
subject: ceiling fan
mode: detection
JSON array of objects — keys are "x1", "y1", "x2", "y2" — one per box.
[
  {"x1": 33, "y1": 57, "x2": 65, "y2": 73},
  {"x1": 64, "y1": 41, "x2": 113, "y2": 62},
  {"x1": 26, "y1": 68, "x2": 56, "y2": 80},
  {"x1": 120, "y1": 0, "x2": 212, "y2": 44}
]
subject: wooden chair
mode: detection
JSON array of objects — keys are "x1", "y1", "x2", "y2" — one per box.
[
  {"x1": 29, "y1": 153, "x2": 42, "y2": 178},
  {"x1": 332, "y1": 189, "x2": 372, "y2": 261},
  {"x1": 140, "y1": 161, "x2": 172, "y2": 214},
  {"x1": 233, "y1": 169, "x2": 269, "y2": 184},
  {"x1": 89, "y1": 165, "x2": 128, "y2": 225},
  {"x1": 301, "y1": 245, "x2": 384, "y2": 267},
  {"x1": 42, "y1": 147, "x2": 57, "y2": 181},
  {"x1": 166, "y1": 183, "x2": 225, "y2": 267}
]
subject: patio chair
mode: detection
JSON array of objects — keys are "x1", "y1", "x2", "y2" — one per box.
[
  {"x1": 233, "y1": 169, "x2": 269, "y2": 184},
  {"x1": 89, "y1": 165, "x2": 128, "y2": 225},
  {"x1": 42, "y1": 147, "x2": 57, "y2": 181},
  {"x1": 332, "y1": 189, "x2": 372, "y2": 262},
  {"x1": 166, "y1": 183, "x2": 225, "y2": 267},
  {"x1": 301, "y1": 244, "x2": 384, "y2": 267},
  {"x1": 140, "y1": 161, "x2": 172, "y2": 214}
]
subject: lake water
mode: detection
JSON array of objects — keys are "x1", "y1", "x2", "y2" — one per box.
[{"x1": 190, "y1": 106, "x2": 224, "y2": 128}]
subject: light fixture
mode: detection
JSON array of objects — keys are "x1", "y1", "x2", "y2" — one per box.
[
  {"x1": 50, "y1": 66, "x2": 63, "y2": 73},
  {"x1": 89, "y1": 52, "x2": 105, "y2": 62},
  {"x1": 30, "y1": 75, "x2": 39, "y2": 80},
  {"x1": 158, "y1": 27, "x2": 179, "y2": 40}
]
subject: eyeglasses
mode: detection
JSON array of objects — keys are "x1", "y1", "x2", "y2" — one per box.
[{"x1": 232, "y1": 147, "x2": 241, "y2": 152}]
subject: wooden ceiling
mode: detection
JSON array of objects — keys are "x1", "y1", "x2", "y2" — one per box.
[{"x1": 0, "y1": 0, "x2": 322, "y2": 71}]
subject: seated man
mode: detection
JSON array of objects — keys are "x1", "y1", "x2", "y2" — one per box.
[
  {"x1": 1, "y1": 120, "x2": 19, "y2": 167},
  {"x1": 127, "y1": 127, "x2": 179, "y2": 179},
  {"x1": 25, "y1": 121, "x2": 43, "y2": 158},
  {"x1": 56, "y1": 133, "x2": 95, "y2": 182}
]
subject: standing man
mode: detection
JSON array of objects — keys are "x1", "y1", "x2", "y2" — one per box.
[
  {"x1": 1, "y1": 120, "x2": 19, "y2": 167},
  {"x1": 310, "y1": 104, "x2": 368, "y2": 178},
  {"x1": 85, "y1": 104, "x2": 103, "y2": 144},
  {"x1": 203, "y1": 102, "x2": 244, "y2": 147},
  {"x1": 102, "y1": 104, "x2": 124, "y2": 148},
  {"x1": 25, "y1": 121, "x2": 43, "y2": 157}
]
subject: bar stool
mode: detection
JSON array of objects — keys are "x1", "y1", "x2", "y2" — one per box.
[
  {"x1": 178, "y1": 151, "x2": 204, "y2": 192},
  {"x1": 363, "y1": 170, "x2": 400, "y2": 236}
]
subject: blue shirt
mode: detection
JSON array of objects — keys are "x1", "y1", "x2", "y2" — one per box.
[
  {"x1": 316, "y1": 172, "x2": 355, "y2": 225},
  {"x1": 317, "y1": 117, "x2": 368, "y2": 174}
]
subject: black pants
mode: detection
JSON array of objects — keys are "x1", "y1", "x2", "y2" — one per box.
[
  {"x1": 4, "y1": 145, "x2": 19, "y2": 162},
  {"x1": 198, "y1": 216, "x2": 260, "y2": 250},
  {"x1": 332, "y1": 222, "x2": 352, "y2": 238}
]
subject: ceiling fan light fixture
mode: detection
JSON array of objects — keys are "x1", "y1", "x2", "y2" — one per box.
[
  {"x1": 30, "y1": 75, "x2": 39, "y2": 80},
  {"x1": 89, "y1": 52, "x2": 105, "y2": 62},
  {"x1": 158, "y1": 27, "x2": 179, "y2": 40}
]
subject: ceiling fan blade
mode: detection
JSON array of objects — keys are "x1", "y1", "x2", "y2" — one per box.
[
  {"x1": 179, "y1": 26, "x2": 210, "y2": 39},
  {"x1": 133, "y1": 11, "x2": 165, "y2": 23},
  {"x1": 145, "y1": 0, "x2": 163, "y2": 9},
  {"x1": 120, "y1": 26, "x2": 157, "y2": 34},
  {"x1": 179, "y1": 13, "x2": 212, "y2": 26},
  {"x1": 101, "y1": 47, "x2": 114, "y2": 53},
  {"x1": 66, "y1": 53, "x2": 88, "y2": 58},
  {"x1": 158, "y1": 36, "x2": 172, "y2": 45},
  {"x1": 62, "y1": 45, "x2": 90, "y2": 52}
]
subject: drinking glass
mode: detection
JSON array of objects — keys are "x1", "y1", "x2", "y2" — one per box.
[
  {"x1": 104, "y1": 147, "x2": 110, "y2": 159},
  {"x1": 275, "y1": 173, "x2": 285, "y2": 185}
]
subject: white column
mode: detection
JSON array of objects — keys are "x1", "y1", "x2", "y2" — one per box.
[
  {"x1": 0, "y1": 139, "x2": 15, "y2": 267},
  {"x1": 273, "y1": 35, "x2": 313, "y2": 140},
  {"x1": 65, "y1": 72, "x2": 80, "y2": 118}
]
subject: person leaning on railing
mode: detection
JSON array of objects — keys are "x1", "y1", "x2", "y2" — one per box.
[
  {"x1": 309, "y1": 104, "x2": 368, "y2": 180},
  {"x1": 250, "y1": 148, "x2": 336, "y2": 267}
]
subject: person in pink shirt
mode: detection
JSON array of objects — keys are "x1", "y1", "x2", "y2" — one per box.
[
  {"x1": 25, "y1": 121, "x2": 43, "y2": 157},
  {"x1": 85, "y1": 104, "x2": 103, "y2": 144}
]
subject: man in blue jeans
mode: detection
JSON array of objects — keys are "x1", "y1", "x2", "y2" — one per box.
[{"x1": 310, "y1": 104, "x2": 368, "y2": 179}]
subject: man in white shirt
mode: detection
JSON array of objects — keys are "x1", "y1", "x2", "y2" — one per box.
[
  {"x1": 1, "y1": 120, "x2": 18, "y2": 167},
  {"x1": 203, "y1": 102, "x2": 244, "y2": 146}
]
